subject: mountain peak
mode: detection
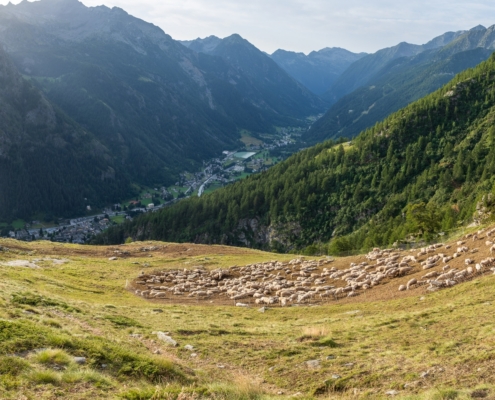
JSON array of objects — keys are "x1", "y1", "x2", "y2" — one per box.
[
  {"x1": 223, "y1": 33, "x2": 246, "y2": 44},
  {"x1": 470, "y1": 24, "x2": 486, "y2": 31}
]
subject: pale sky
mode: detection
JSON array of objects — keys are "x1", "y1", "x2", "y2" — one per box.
[{"x1": 2, "y1": 0, "x2": 495, "y2": 54}]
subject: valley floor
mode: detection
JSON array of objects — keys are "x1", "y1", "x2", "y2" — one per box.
[{"x1": 1, "y1": 227, "x2": 495, "y2": 399}]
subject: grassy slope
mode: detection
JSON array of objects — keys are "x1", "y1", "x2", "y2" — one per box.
[{"x1": 1, "y1": 232, "x2": 495, "y2": 399}]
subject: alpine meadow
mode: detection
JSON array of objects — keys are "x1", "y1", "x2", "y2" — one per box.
[{"x1": 3, "y1": 1, "x2": 495, "y2": 399}]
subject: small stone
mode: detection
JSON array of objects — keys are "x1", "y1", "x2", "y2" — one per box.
[
  {"x1": 331, "y1": 374, "x2": 341, "y2": 379},
  {"x1": 109, "y1": 257, "x2": 118, "y2": 261},
  {"x1": 217, "y1": 364, "x2": 225, "y2": 369},
  {"x1": 306, "y1": 360, "x2": 320, "y2": 368},
  {"x1": 156, "y1": 332, "x2": 177, "y2": 347},
  {"x1": 153, "y1": 350, "x2": 161, "y2": 355},
  {"x1": 184, "y1": 345, "x2": 194, "y2": 351},
  {"x1": 268, "y1": 367, "x2": 275, "y2": 371},
  {"x1": 258, "y1": 307, "x2": 267, "y2": 313},
  {"x1": 344, "y1": 362, "x2": 354, "y2": 367},
  {"x1": 277, "y1": 391, "x2": 284, "y2": 395},
  {"x1": 420, "y1": 371, "x2": 429, "y2": 378},
  {"x1": 236, "y1": 303, "x2": 249, "y2": 307},
  {"x1": 101, "y1": 364, "x2": 107, "y2": 369},
  {"x1": 419, "y1": 297, "x2": 426, "y2": 301},
  {"x1": 386, "y1": 390, "x2": 400, "y2": 396},
  {"x1": 74, "y1": 357, "x2": 86, "y2": 365},
  {"x1": 190, "y1": 353, "x2": 198, "y2": 358},
  {"x1": 326, "y1": 356, "x2": 335, "y2": 360}
]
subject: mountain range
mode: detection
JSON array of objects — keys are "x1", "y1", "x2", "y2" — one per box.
[
  {"x1": 2, "y1": 0, "x2": 495, "y2": 245},
  {"x1": 0, "y1": 0, "x2": 323, "y2": 221},
  {"x1": 268, "y1": 47, "x2": 367, "y2": 96},
  {"x1": 305, "y1": 25, "x2": 495, "y2": 143},
  {"x1": 95, "y1": 54, "x2": 495, "y2": 253}
]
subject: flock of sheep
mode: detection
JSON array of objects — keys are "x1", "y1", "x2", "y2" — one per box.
[{"x1": 133, "y1": 227, "x2": 495, "y2": 306}]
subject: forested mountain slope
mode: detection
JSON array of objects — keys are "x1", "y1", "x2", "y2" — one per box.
[
  {"x1": 95, "y1": 54, "x2": 495, "y2": 253},
  {"x1": 0, "y1": 0, "x2": 323, "y2": 193},
  {"x1": 0, "y1": 47, "x2": 128, "y2": 221},
  {"x1": 305, "y1": 25, "x2": 495, "y2": 144},
  {"x1": 269, "y1": 47, "x2": 366, "y2": 95},
  {"x1": 322, "y1": 30, "x2": 466, "y2": 103}
]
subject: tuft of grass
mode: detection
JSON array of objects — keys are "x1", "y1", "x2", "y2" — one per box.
[
  {"x1": 11, "y1": 292, "x2": 81, "y2": 313},
  {"x1": 432, "y1": 389, "x2": 459, "y2": 400},
  {"x1": 28, "y1": 370, "x2": 62, "y2": 385},
  {"x1": 120, "y1": 385, "x2": 208, "y2": 400},
  {"x1": 313, "y1": 336, "x2": 339, "y2": 348},
  {"x1": 33, "y1": 349, "x2": 73, "y2": 367},
  {"x1": 206, "y1": 381, "x2": 264, "y2": 400},
  {"x1": 302, "y1": 326, "x2": 330, "y2": 338},
  {"x1": 61, "y1": 370, "x2": 113, "y2": 388},
  {"x1": 42, "y1": 318, "x2": 62, "y2": 329},
  {"x1": 0, "y1": 356, "x2": 31, "y2": 376},
  {"x1": 104, "y1": 315, "x2": 142, "y2": 328}
]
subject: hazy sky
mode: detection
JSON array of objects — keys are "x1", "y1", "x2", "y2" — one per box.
[{"x1": 2, "y1": 0, "x2": 495, "y2": 54}]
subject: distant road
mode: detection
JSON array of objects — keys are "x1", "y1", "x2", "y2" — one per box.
[{"x1": 198, "y1": 175, "x2": 216, "y2": 197}]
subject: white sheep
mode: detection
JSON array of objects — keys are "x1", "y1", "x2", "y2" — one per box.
[
  {"x1": 406, "y1": 278, "x2": 417, "y2": 290},
  {"x1": 422, "y1": 271, "x2": 439, "y2": 279}
]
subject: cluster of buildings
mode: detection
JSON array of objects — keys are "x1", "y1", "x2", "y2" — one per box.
[{"x1": 6, "y1": 126, "x2": 306, "y2": 244}]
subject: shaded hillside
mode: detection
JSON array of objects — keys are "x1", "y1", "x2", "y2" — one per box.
[
  {"x1": 95, "y1": 54, "x2": 495, "y2": 252},
  {"x1": 322, "y1": 30, "x2": 466, "y2": 103},
  {"x1": 306, "y1": 47, "x2": 493, "y2": 144},
  {"x1": 270, "y1": 47, "x2": 366, "y2": 95},
  {"x1": 0, "y1": 47, "x2": 130, "y2": 221},
  {"x1": 0, "y1": 0, "x2": 323, "y2": 193},
  {"x1": 181, "y1": 34, "x2": 326, "y2": 118},
  {"x1": 305, "y1": 26, "x2": 495, "y2": 144}
]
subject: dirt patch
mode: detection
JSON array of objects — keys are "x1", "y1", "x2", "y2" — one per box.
[
  {"x1": 130, "y1": 226, "x2": 495, "y2": 307},
  {"x1": 1, "y1": 240, "x2": 263, "y2": 260},
  {"x1": 1, "y1": 260, "x2": 40, "y2": 269}
]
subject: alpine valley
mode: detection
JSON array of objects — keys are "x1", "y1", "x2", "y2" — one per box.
[
  {"x1": 4, "y1": 2, "x2": 495, "y2": 399},
  {"x1": 0, "y1": 0, "x2": 324, "y2": 223}
]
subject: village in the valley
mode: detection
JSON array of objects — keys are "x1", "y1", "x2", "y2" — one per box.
[{"x1": 7, "y1": 126, "x2": 309, "y2": 244}]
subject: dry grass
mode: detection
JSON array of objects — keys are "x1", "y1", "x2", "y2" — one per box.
[
  {"x1": 301, "y1": 326, "x2": 332, "y2": 339},
  {"x1": 1, "y1": 226, "x2": 495, "y2": 398}
]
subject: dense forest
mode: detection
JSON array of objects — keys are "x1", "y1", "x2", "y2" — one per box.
[{"x1": 94, "y1": 54, "x2": 495, "y2": 253}]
